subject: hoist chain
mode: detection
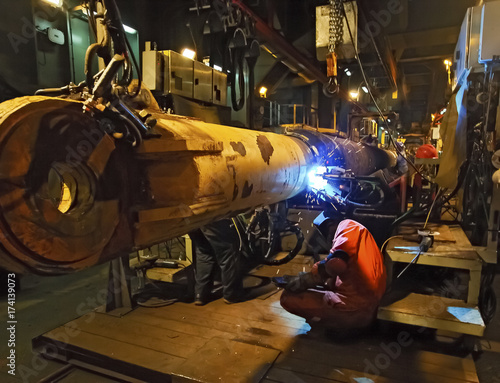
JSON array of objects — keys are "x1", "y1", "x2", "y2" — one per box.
[{"x1": 328, "y1": 0, "x2": 344, "y2": 53}]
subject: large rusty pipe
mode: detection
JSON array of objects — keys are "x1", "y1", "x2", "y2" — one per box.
[
  {"x1": 0, "y1": 96, "x2": 394, "y2": 274},
  {"x1": 0, "y1": 96, "x2": 314, "y2": 274}
]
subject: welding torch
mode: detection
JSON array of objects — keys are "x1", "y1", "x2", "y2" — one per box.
[{"x1": 396, "y1": 231, "x2": 434, "y2": 279}]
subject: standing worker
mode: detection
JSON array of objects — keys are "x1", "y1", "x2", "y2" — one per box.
[
  {"x1": 280, "y1": 219, "x2": 386, "y2": 330},
  {"x1": 190, "y1": 218, "x2": 243, "y2": 305}
]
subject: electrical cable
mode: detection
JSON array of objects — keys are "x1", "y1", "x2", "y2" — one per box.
[
  {"x1": 232, "y1": 217, "x2": 244, "y2": 252},
  {"x1": 340, "y1": 7, "x2": 433, "y2": 184},
  {"x1": 122, "y1": 26, "x2": 143, "y2": 96},
  {"x1": 479, "y1": 264, "x2": 497, "y2": 324},
  {"x1": 231, "y1": 48, "x2": 246, "y2": 111},
  {"x1": 380, "y1": 235, "x2": 403, "y2": 254},
  {"x1": 423, "y1": 187, "x2": 442, "y2": 229},
  {"x1": 134, "y1": 283, "x2": 179, "y2": 308}
]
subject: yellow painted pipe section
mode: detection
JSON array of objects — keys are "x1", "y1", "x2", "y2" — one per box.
[
  {"x1": 133, "y1": 110, "x2": 315, "y2": 247},
  {"x1": 0, "y1": 96, "x2": 314, "y2": 273}
]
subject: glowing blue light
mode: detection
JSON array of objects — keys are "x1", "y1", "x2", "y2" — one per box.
[{"x1": 308, "y1": 166, "x2": 328, "y2": 191}]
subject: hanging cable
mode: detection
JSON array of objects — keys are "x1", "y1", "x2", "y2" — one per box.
[
  {"x1": 423, "y1": 187, "x2": 442, "y2": 229},
  {"x1": 340, "y1": 6, "x2": 433, "y2": 184},
  {"x1": 230, "y1": 48, "x2": 246, "y2": 111}
]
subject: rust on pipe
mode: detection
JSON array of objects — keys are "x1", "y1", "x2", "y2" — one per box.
[
  {"x1": 0, "y1": 96, "x2": 394, "y2": 274},
  {"x1": 0, "y1": 96, "x2": 313, "y2": 274}
]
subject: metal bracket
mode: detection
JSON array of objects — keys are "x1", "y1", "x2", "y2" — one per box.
[{"x1": 97, "y1": 255, "x2": 135, "y2": 316}]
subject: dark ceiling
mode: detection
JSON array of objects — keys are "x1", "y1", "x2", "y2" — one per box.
[
  {"x1": 97, "y1": 0, "x2": 480, "y2": 129},
  {"x1": 135, "y1": 0, "x2": 477, "y2": 128}
]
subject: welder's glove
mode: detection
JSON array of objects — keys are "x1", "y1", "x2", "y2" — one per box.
[{"x1": 285, "y1": 272, "x2": 318, "y2": 293}]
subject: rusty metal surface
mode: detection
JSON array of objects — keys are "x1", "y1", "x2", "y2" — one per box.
[
  {"x1": 0, "y1": 97, "x2": 313, "y2": 273},
  {"x1": 0, "y1": 97, "x2": 128, "y2": 274},
  {"x1": 0, "y1": 96, "x2": 395, "y2": 274}
]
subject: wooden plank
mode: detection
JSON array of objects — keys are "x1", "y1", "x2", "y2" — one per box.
[
  {"x1": 199, "y1": 296, "x2": 308, "y2": 327},
  {"x1": 167, "y1": 301, "x2": 308, "y2": 332},
  {"x1": 131, "y1": 304, "x2": 302, "y2": 338},
  {"x1": 64, "y1": 313, "x2": 203, "y2": 358},
  {"x1": 417, "y1": 353, "x2": 478, "y2": 380},
  {"x1": 174, "y1": 338, "x2": 280, "y2": 383},
  {"x1": 378, "y1": 293, "x2": 485, "y2": 336},
  {"x1": 275, "y1": 343, "x2": 478, "y2": 383},
  {"x1": 266, "y1": 367, "x2": 345, "y2": 383},
  {"x1": 388, "y1": 225, "x2": 481, "y2": 263},
  {"x1": 126, "y1": 305, "x2": 301, "y2": 351},
  {"x1": 273, "y1": 335, "x2": 479, "y2": 382},
  {"x1": 271, "y1": 357, "x2": 394, "y2": 383},
  {"x1": 170, "y1": 288, "x2": 305, "y2": 326},
  {"x1": 125, "y1": 310, "x2": 231, "y2": 339},
  {"x1": 397, "y1": 223, "x2": 456, "y2": 243},
  {"x1": 386, "y1": 248, "x2": 482, "y2": 269},
  {"x1": 126, "y1": 308, "x2": 298, "y2": 352},
  {"x1": 467, "y1": 269, "x2": 482, "y2": 305},
  {"x1": 146, "y1": 260, "x2": 192, "y2": 283},
  {"x1": 39, "y1": 327, "x2": 186, "y2": 373}
]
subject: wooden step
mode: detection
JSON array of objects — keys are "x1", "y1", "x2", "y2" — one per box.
[
  {"x1": 145, "y1": 260, "x2": 192, "y2": 283},
  {"x1": 377, "y1": 293, "x2": 485, "y2": 336}
]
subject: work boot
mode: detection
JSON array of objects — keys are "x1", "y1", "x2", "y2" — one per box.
[
  {"x1": 223, "y1": 294, "x2": 244, "y2": 304},
  {"x1": 194, "y1": 294, "x2": 207, "y2": 306}
]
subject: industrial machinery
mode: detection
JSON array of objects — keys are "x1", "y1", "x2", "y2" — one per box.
[{"x1": 0, "y1": 0, "x2": 400, "y2": 276}]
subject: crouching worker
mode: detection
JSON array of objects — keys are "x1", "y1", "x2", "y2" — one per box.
[{"x1": 280, "y1": 219, "x2": 386, "y2": 330}]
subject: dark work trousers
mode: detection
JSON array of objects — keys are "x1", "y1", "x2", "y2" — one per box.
[{"x1": 190, "y1": 219, "x2": 242, "y2": 301}]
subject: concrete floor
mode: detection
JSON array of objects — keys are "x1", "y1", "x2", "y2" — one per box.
[
  {"x1": 0, "y1": 265, "x2": 112, "y2": 383},
  {"x1": 0, "y1": 264, "x2": 499, "y2": 383}
]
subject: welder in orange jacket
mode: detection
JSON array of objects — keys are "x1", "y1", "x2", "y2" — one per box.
[{"x1": 280, "y1": 219, "x2": 386, "y2": 329}]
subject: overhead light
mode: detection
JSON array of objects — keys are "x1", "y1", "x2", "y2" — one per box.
[
  {"x1": 444, "y1": 59, "x2": 452, "y2": 84},
  {"x1": 387, "y1": 119, "x2": 392, "y2": 123},
  {"x1": 213, "y1": 64, "x2": 222, "y2": 72},
  {"x1": 350, "y1": 91, "x2": 359, "y2": 99},
  {"x1": 41, "y1": 0, "x2": 63, "y2": 7},
  {"x1": 181, "y1": 48, "x2": 196, "y2": 60},
  {"x1": 259, "y1": 86, "x2": 268, "y2": 98},
  {"x1": 344, "y1": 68, "x2": 352, "y2": 77},
  {"x1": 440, "y1": 108, "x2": 447, "y2": 114},
  {"x1": 123, "y1": 24, "x2": 137, "y2": 34},
  {"x1": 361, "y1": 86, "x2": 369, "y2": 94}
]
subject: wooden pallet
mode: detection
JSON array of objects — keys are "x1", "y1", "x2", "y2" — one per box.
[
  {"x1": 378, "y1": 293, "x2": 485, "y2": 337},
  {"x1": 381, "y1": 224, "x2": 486, "y2": 337},
  {"x1": 33, "y1": 254, "x2": 480, "y2": 383}
]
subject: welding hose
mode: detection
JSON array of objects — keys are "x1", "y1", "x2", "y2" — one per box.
[
  {"x1": 262, "y1": 224, "x2": 304, "y2": 266},
  {"x1": 230, "y1": 48, "x2": 246, "y2": 111},
  {"x1": 84, "y1": 25, "x2": 111, "y2": 92}
]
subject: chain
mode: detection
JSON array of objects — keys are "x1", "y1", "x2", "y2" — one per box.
[{"x1": 328, "y1": 0, "x2": 344, "y2": 53}]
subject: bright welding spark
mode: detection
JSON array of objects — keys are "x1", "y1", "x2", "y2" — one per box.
[{"x1": 307, "y1": 166, "x2": 328, "y2": 191}]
